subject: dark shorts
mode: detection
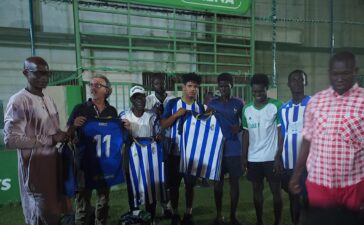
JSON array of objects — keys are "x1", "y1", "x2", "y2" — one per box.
[
  {"x1": 247, "y1": 161, "x2": 281, "y2": 183},
  {"x1": 221, "y1": 156, "x2": 243, "y2": 178},
  {"x1": 165, "y1": 154, "x2": 196, "y2": 188}
]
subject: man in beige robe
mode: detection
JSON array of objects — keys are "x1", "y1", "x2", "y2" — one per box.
[{"x1": 4, "y1": 56, "x2": 69, "y2": 225}]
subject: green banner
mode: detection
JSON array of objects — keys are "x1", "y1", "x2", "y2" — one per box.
[
  {"x1": 0, "y1": 151, "x2": 20, "y2": 204},
  {"x1": 116, "y1": 0, "x2": 252, "y2": 15}
]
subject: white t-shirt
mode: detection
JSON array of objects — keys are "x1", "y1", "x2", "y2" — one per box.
[
  {"x1": 145, "y1": 92, "x2": 175, "y2": 110},
  {"x1": 119, "y1": 110, "x2": 158, "y2": 138},
  {"x1": 242, "y1": 98, "x2": 282, "y2": 162}
]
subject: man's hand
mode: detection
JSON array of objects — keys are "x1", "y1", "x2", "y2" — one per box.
[
  {"x1": 52, "y1": 130, "x2": 69, "y2": 144},
  {"x1": 73, "y1": 116, "x2": 87, "y2": 127},
  {"x1": 273, "y1": 156, "x2": 283, "y2": 176},
  {"x1": 231, "y1": 125, "x2": 241, "y2": 135},
  {"x1": 174, "y1": 108, "x2": 187, "y2": 118},
  {"x1": 289, "y1": 173, "x2": 302, "y2": 194},
  {"x1": 122, "y1": 119, "x2": 131, "y2": 131},
  {"x1": 204, "y1": 108, "x2": 215, "y2": 114},
  {"x1": 242, "y1": 156, "x2": 248, "y2": 175},
  {"x1": 154, "y1": 133, "x2": 164, "y2": 142}
]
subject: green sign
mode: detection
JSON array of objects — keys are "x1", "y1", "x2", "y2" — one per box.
[
  {"x1": 0, "y1": 151, "x2": 20, "y2": 204},
  {"x1": 116, "y1": 0, "x2": 252, "y2": 15}
]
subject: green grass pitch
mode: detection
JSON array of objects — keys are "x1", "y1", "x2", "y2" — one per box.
[{"x1": 0, "y1": 178, "x2": 293, "y2": 225}]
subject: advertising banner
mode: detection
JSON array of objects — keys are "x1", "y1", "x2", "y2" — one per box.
[
  {"x1": 113, "y1": 0, "x2": 252, "y2": 15},
  {"x1": 0, "y1": 151, "x2": 20, "y2": 204}
]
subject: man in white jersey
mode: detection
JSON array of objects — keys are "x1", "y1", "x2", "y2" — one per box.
[
  {"x1": 242, "y1": 74, "x2": 283, "y2": 225},
  {"x1": 119, "y1": 85, "x2": 162, "y2": 223},
  {"x1": 276, "y1": 70, "x2": 310, "y2": 225},
  {"x1": 161, "y1": 73, "x2": 204, "y2": 225},
  {"x1": 145, "y1": 74, "x2": 175, "y2": 114}
]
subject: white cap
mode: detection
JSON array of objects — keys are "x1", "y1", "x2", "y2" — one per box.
[{"x1": 130, "y1": 85, "x2": 145, "y2": 97}]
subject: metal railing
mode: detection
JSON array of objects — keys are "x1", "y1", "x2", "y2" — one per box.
[{"x1": 73, "y1": 0, "x2": 255, "y2": 79}]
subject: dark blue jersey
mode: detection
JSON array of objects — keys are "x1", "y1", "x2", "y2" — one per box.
[
  {"x1": 77, "y1": 118, "x2": 128, "y2": 189},
  {"x1": 208, "y1": 97, "x2": 243, "y2": 157}
]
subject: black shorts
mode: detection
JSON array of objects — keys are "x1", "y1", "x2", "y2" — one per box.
[
  {"x1": 221, "y1": 156, "x2": 243, "y2": 178},
  {"x1": 247, "y1": 161, "x2": 281, "y2": 183},
  {"x1": 165, "y1": 154, "x2": 196, "y2": 188}
]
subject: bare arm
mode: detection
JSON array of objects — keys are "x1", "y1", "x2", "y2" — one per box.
[
  {"x1": 242, "y1": 129, "x2": 249, "y2": 171},
  {"x1": 289, "y1": 138, "x2": 311, "y2": 194},
  {"x1": 274, "y1": 127, "x2": 284, "y2": 173},
  {"x1": 275, "y1": 127, "x2": 284, "y2": 159},
  {"x1": 160, "y1": 108, "x2": 187, "y2": 129}
]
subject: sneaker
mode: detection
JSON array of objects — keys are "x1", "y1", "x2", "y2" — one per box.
[
  {"x1": 213, "y1": 217, "x2": 226, "y2": 225},
  {"x1": 171, "y1": 214, "x2": 181, "y2": 225},
  {"x1": 230, "y1": 218, "x2": 243, "y2": 225},
  {"x1": 181, "y1": 213, "x2": 196, "y2": 225},
  {"x1": 61, "y1": 213, "x2": 75, "y2": 225},
  {"x1": 201, "y1": 178, "x2": 210, "y2": 187},
  {"x1": 162, "y1": 208, "x2": 173, "y2": 219}
]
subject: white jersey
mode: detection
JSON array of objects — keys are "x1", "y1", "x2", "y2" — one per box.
[
  {"x1": 180, "y1": 113, "x2": 224, "y2": 181},
  {"x1": 242, "y1": 98, "x2": 282, "y2": 162},
  {"x1": 119, "y1": 110, "x2": 158, "y2": 138},
  {"x1": 145, "y1": 93, "x2": 175, "y2": 110},
  {"x1": 128, "y1": 138, "x2": 166, "y2": 206},
  {"x1": 280, "y1": 96, "x2": 311, "y2": 169}
]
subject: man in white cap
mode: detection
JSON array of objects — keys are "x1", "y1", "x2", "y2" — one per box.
[{"x1": 119, "y1": 85, "x2": 162, "y2": 223}]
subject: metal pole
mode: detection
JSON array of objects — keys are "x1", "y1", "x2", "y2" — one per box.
[
  {"x1": 272, "y1": 0, "x2": 277, "y2": 87},
  {"x1": 250, "y1": 0, "x2": 255, "y2": 76},
  {"x1": 73, "y1": 0, "x2": 82, "y2": 85},
  {"x1": 330, "y1": 0, "x2": 335, "y2": 55},
  {"x1": 73, "y1": 0, "x2": 86, "y2": 102},
  {"x1": 28, "y1": 0, "x2": 35, "y2": 56}
]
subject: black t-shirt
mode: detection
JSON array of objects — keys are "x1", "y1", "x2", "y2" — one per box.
[{"x1": 67, "y1": 98, "x2": 118, "y2": 126}]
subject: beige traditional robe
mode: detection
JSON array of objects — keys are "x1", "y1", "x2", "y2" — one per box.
[{"x1": 4, "y1": 89, "x2": 67, "y2": 225}]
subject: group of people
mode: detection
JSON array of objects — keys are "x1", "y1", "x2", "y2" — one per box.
[{"x1": 3, "y1": 51, "x2": 363, "y2": 225}]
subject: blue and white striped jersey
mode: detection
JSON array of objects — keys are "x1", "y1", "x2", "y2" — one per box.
[
  {"x1": 162, "y1": 97, "x2": 204, "y2": 155},
  {"x1": 128, "y1": 138, "x2": 166, "y2": 207},
  {"x1": 180, "y1": 112, "x2": 224, "y2": 181},
  {"x1": 77, "y1": 118, "x2": 128, "y2": 189},
  {"x1": 280, "y1": 96, "x2": 311, "y2": 169}
]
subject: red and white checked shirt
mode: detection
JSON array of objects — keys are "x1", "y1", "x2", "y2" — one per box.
[{"x1": 302, "y1": 84, "x2": 364, "y2": 188}]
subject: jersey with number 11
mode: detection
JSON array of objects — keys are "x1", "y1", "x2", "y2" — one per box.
[{"x1": 78, "y1": 118, "x2": 128, "y2": 189}]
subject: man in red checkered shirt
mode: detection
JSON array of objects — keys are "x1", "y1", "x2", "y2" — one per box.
[{"x1": 290, "y1": 52, "x2": 364, "y2": 213}]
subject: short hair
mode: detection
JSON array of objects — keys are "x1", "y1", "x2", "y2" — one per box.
[
  {"x1": 288, "y1": 69, "x2": 308, "y2": 86},
  {"x1": 93, "y1": 74, "x2": 112, "y2": 98},
  {"x1": 217, "y1": 73, "x2": 233, "y2": 86},
  {"x1": 250, "y1": 73, "x2": 269, "y2": 88},
  {"x1": 182, "y1": 73, "x2": 201, "y2": 85},
  {"x1": 93, "y1": 74, "x2": 111, "y2": 88},
  {"x1": 329, "y1": 51, "x2": 356, "y2": 69},
  {"x1": 151, "y1": 73, "x2": 165, "y2": 83},
  {"x1": 23, "y1": 56, "x2": 48, "y2": 70}
]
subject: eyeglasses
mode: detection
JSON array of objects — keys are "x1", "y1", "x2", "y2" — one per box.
[
  {"x1": 89, "y1": 83, "x2": 109, "y2": 89},
  {"x1": 26, "y1": 69, "x2": 50, "y2": 76}
]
